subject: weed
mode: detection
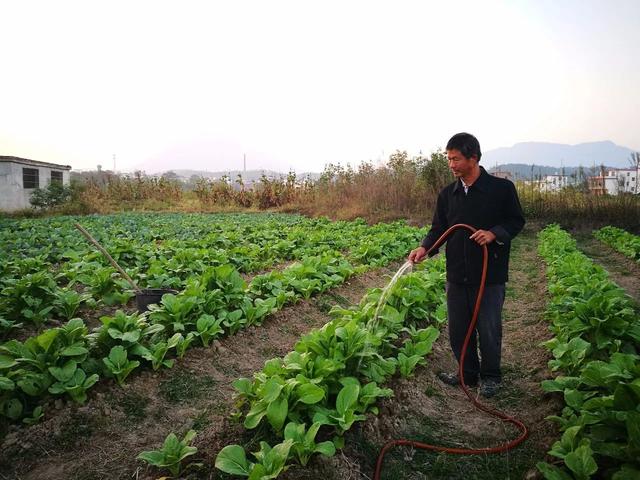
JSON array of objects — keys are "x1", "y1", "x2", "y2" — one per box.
[
  {"x1": 120, "y1": 392, "x2": 149, "y2": 422},
  {"x1": 158, "y1": 370, "x2": 216, "y2": 404},
  {"x1": 191, "y1": 409, "x2": 212, "y2": 431}
]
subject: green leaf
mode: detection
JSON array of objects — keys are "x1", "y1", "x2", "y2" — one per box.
[
  {"x1": 48, "y1": 360, "x2": 77, "y2": 382},
  {"x1": 564, "y1": 444, "x2": 598, "y2": 479},
  {"x1": 0, "y1": 354, "x2": 18, "y2": 370},
  {"x1": 244, "y1": 403, "x2": 268, "y2": 429},
  {"x1": 0, "y1": 376, "x2": 15, "y2": 391},
  {"x1": 215, "y1": 445, "x2": 252, "y2": 476},
  {"x1": 263, "y1": 438, "x2": 294, "y2": 476},
  {"x1": 60, "y1": 345, "x2": 89, "y2": 357},
  {"x1": 537, "y1": 462, "x2": 574, "y2": 480},
  {"x1": 36, "y1": 328, "x2": 59, "y2": 352},
  {"x1": 108, "y1": 345, "x2": 127, "y2": 365},
  {"x1": 137, "y1": 450, "x2": 166, "y2": 465},
  {"x1": 266, "y1": 395, "x2": 288, "y2": 432},
  {"x1": 304, "y1": 422, "x2": 321, "y2": 444},
  {"x1": 2, "y1": 398, "x2": 23, "y2": 420},
  {"x1": 296, "y1": 383, "x2": 324, "y2": 404},
  {"x1": 314, "y1": 441, "x2": 336, "y2": 457},
  {"x1": 262, "y1": 378, "x2": 284, "y2": 403},
  {"x1": 248, "y1": 463, "x2": 266, "y2": 480},
  {"x1": 336, "y1": 384, "x2": 359, "y2": 416},
  {"x1": 233, "y1": 378, "x2": 254, "y2": 396},
  {"x1": 564, "y1": 389, "x2": 584, "y2": 410}
]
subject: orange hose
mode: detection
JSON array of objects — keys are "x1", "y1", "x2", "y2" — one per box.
[{"x1": 373, "y1": 223, "x2": 529, "y2": 479}]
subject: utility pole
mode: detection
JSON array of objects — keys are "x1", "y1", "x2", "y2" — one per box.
[
  {"x1": 243, "y1": 153, "x2": 246, "y2": 173},
  {"x1": 113, "y1": 154, "x2": 116, "y2": 172}
]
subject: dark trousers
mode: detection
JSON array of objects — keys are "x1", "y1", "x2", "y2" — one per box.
[{"x1": 445, "y1": 282, "x2": 506, "y2": 383}]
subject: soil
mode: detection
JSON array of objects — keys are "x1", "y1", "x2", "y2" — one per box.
[
  {"x1": 1, "y1": 226, "x2": 568, "y2": 480},
  {"x1": 573, "y1": 232, "x2": 640, "y2": 305}
]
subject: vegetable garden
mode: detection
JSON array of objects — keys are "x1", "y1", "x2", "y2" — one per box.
[{"x1": 0, "y1": 213, "x2": 638, "y2": 479}]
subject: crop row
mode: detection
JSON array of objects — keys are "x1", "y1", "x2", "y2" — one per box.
[
  {"x1": 213, "y1": 258, "x2": 447, "y2": 479},
  {"x1": 0, "y1": 213, "x2": 426, "y2": 336},
  {"x1": 594, "y1": 226, "x2": 640, "y2": 263},
  {"x1": 537, "y1": 225, "x2": 640, "y2": 480},
  {"x1": 0, "y1": 223, "x2": 424, "y2": 424}
]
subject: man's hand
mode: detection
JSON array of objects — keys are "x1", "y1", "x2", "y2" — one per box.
[
  {"x1": 469, "y1": 229, "x2": 496, "y2": 246},
  {"x1": 408, "y1": 246, "x2": 427, "y2": 263}
]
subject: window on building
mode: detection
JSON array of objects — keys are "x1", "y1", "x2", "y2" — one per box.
[
  {"x1": 23, "y1": 168, "x2": 39, "y2": 189},
  {"x1": 51, "y1": 170, "x2": 63, "y2": 185}
]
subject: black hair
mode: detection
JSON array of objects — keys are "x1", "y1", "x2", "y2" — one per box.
[{"x1": 446, "y1": 132, "x2": 482, "y2": 162}]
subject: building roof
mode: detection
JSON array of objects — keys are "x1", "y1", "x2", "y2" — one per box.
[{"x1": 0, "y1": 156, "x2": 72, "y2": 170}]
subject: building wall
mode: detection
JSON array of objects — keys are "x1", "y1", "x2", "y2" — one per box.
[
  {"x1": 0, "y1": 162, "x2": 70, "y2": 211},
  {"x1": 617, "y1": 168, "x2": 639, "y2": 194},
  {"x1": 604, "y1": 177, "x2": 619, "y2": 195}
]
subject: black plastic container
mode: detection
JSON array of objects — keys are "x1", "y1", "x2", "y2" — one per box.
[{"x1": 135, "y1": 288, "x2": 178, "y2": 312}]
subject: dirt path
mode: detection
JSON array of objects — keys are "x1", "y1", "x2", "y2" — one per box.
[
  {"x1": 573, "y1": 232, "x2": 640, "y2": 305},
  {"x1": 0, "y1": 263, "x2": 400, "y2": 480},
  {"x1": 280, "y1": 226, "x2": 561, "y2": 480}
]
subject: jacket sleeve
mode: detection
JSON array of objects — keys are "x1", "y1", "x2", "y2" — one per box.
[
  {"x1": 489, "y1": 181, "x2": 525, "y2": 243},
  {"x1": 421, "y1": 190, "x2": 448, "y2": 256}
]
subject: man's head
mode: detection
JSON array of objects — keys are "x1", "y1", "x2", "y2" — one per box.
[{"x1": 446, "y1": 132, "x2": 481, "y2": 179}]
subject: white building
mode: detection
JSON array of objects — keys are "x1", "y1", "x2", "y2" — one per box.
[
  {"x1": 608, "y1": 168, "x2": 639, "y2": 194},
  {"x1": 0, "y1": 156, "x2": 72, "y2": 211},
  {"x1": 539, "y1": 174, "x2": 574, "y2": 192}
]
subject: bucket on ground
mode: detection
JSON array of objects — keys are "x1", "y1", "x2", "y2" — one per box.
[{"x1": 135, "y1": 288, "x2": 178, "y2": 312}]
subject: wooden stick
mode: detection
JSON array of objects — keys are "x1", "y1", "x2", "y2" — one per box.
[{"x1": 74, "y1": 223, "x2": 142, "y2": 293}]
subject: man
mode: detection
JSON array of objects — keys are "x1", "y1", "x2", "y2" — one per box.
[{"x1": 408, "y1": 132, "x2": 525, "y2": 398}]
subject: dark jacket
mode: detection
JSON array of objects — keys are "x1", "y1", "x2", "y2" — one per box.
[{"x1": 421, "y1": 167, "x2": 525, "y2": 285}]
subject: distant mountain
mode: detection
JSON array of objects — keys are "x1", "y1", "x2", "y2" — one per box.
[{"x1": 483, "y1": 141, "x2": 636, "y2": 169}]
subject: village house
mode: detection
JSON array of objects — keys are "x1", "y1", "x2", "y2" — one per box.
[
  {"x1": 539, "y1": 174, "x2": 574, "y2": 192},
  {"x1": 0, "y1": 156, "x2": 72, "y2": 211},
  {"x1": 588, "y1": 167, "x2": 639, "y2": 196}
]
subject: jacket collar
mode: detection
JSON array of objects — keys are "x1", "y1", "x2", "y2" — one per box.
[{"x1": 453, "y1": 166, "x2": 489, "y2": 194}]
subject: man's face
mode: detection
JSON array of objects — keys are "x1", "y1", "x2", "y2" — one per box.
[{"x1": 447, "y1": 149, "x2": 477, "y2": 178}]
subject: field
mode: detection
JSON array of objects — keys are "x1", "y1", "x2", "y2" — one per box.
[{"x1": 1, "y1": 213, "x2": 639, "y2": 480}]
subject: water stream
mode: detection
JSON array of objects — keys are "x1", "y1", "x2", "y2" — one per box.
[
  {"x1": 356, "y1": 260, "x2": 415, "y2": 373},
  {"x1": 367, "y1": 260, "x2": 414, "y2": 331}
]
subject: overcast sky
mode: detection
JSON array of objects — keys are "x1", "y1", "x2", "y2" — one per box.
[{"x1": 1, "y1": 0, "x2": 639, "y2": 173}]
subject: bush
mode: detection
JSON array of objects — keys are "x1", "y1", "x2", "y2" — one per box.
[{"x1": 30, "y1": 182, "x2": 73, "y2": 209}]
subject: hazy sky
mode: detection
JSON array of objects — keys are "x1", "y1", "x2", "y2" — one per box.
[{"x1": 1, "y1": 0, "x2": 639, "y2": 173}]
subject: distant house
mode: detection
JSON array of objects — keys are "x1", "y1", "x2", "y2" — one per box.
[
  {"x1": 588, "y1": 167, "x2": 639, "y2": 195},
  {"x1": 609, "y1": 167, "x2": 639, "y2": 194},
  {"x1": 0, "y1": 156, "x2": 72, "y2": 211},
  {"x1": 539, "y1": 174, "x2": 573, "y2": 192},
  {"x1": 588, "y1": 172, "x2": 619, "y2": 195}
]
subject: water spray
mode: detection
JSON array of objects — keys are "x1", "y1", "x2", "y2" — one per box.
[{"x1": 368, "y1": 259, "x2": 414, "y2": 331}]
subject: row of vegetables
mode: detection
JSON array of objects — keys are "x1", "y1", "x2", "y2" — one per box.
[
  {"x1": 594, "y1": 226, "x2": 640, "y2": 263},
  {"x1": 0, "y1": 213, "x2": 425, "y2": 336},
  {"x1": 536, "y1": 225, "x2": 640, "y2": 480},
  {"x1": 0, "y1": 216, "x2": 426, "y2": 424},
  {"x1": 133, "y1": 257, "x2": 447, "y2": 478}
]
